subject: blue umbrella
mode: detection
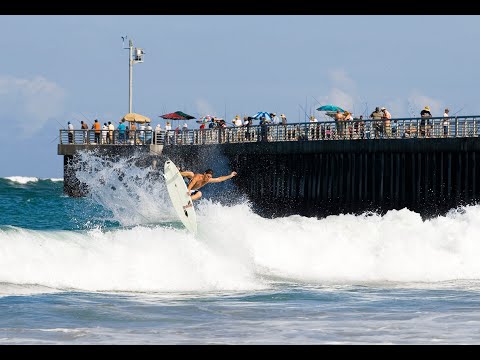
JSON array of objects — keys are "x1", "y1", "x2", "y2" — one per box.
[
  {"x1": 316, "y1": 104, "x2": 345, "y2": 112},
  {"x1": 196, "y1": 115, "x2": 214, "y2": 124},
  {"x1": 252, "y1": 111, "x2": 272, "y2": 121}
]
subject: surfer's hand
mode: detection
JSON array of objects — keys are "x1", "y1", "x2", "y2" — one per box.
[{"x1": 231, "y1": 171, "x2": 237, "y2": 177}]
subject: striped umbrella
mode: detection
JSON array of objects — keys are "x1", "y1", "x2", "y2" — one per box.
[{"x1": 251, "y1": 111, "x2": 272, "y2": 122}]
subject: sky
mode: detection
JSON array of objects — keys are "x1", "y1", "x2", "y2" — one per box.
[{"x1": 0, "y1": 15, "x2": 479, "y2": 178}]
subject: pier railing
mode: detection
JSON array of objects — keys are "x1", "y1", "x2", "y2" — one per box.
[{"x1": 59, "y1": 115, "x2": 480, "y2": 146}]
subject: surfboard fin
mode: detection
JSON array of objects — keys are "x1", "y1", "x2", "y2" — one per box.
[{"x1": 183, "y1": 201, "x2": 193, "y2": 217}]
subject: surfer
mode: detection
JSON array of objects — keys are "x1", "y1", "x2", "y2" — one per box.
[{"x1": 180, "y1": 169, "x2": 237, "y2": 201}]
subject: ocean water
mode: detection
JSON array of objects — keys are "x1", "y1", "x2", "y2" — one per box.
[{"x1": 2, "y1": 154, "x2": 480, "y2": 344}]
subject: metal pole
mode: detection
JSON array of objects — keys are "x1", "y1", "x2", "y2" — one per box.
[{"x1": 129, "y1": 39, "x2": 133, "y2": 114}]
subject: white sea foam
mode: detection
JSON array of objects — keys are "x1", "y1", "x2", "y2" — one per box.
[
  {"x1": 3, "y1": 176, "x2": 63, "y2": 183},
  {"x1": 1, "y1": 203, "x2": 480, "y2": 296},
  {"x1": 4, "y1": 176, "x2": 39, "y2": 184}
]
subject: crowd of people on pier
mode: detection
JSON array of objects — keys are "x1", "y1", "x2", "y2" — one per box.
[
  {"x1": 66, "y1": 118, "x2": 159, "y2": 145},
  {"x1": 64, "y1": 105, "x2": 467, "y2": 145}
]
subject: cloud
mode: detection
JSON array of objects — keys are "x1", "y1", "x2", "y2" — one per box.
[
  {"x1": 0, "y1": 75, "x2": 66, "y2": 138},
  {"x1": 408, "y1": 90, "x2": 443, "y2": 117},
  {"x1": 329, "y1": 88, "x2": 355, "y2": 112},
  {"x1": 328, "y1": 69, "x2": 356, "y2": 90},
  {"x1": 194, "y1": 98, "x2": 216, "y2": 117},
  {"x1": 383, "y1": 98, "x2": 407, "y2": 118},
  {"x1": 316, "y1": 69, "x2": 357, "y2": 116},
  {"x1": 317, "y1": 71, "x2": 445, "y2": 118}
]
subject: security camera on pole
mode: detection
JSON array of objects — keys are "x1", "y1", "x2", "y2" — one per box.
[{"x1": 122, "y1": 36, "x2": 145, "y2": 114}]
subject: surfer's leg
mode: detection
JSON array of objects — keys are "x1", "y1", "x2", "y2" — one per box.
[{"x1": 191, "y1": 190, "x2": 202, "y2": 201}]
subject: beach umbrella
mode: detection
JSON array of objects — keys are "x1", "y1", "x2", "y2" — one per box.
[
  {"x1": 122, "y1": 112, "x2": 151, "y2": 123},
  {"x1": 159, "y1": 111, "x2": 196, "y2": 128},
  {"x1": 159, "y1": 111, "x2": 195, "y2": 120},
  {"x1": 316, "y1": 104, "x2": 345, "y2": 113},
  {"x1": 251, "y1": 111, "x2": 272, "y2": 122},
  {"x1": 196, "y1": 115, "x2": 214, "y2": 124}
]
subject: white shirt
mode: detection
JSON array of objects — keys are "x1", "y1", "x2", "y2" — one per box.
[
  {"x1": 165, "y1": 124, "x2": 172, "y2": 131},
  {"x1": 272, "y1": 115, "x2": 280, "y2": 124},
  {"x1": 443, "y1": 112, "x2": 450, "y2": 125},
  {"x1": 68, "y1": 123, "x2": 74, "y2": 133},
  {"x1": 155, "y1": 124, "x2": 161, "y2": 132},
  {"x1": 310, "y1": 117, "x2": 318, "y2": 123},
  {"x1": 182, "y1": 123, "x2": 188, "y2": 129},
  {"x1": 234, "y1": 118, "x2": 243, "y2": 127}
]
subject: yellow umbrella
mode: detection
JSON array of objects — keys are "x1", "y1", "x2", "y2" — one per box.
[{"x1": 122, "y1": 113, "x2": 151, "y2": 124}]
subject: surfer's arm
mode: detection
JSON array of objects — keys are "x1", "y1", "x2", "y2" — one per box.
[
  {"x1": 180, "y1": 171, "x2": 194, "y2": 179},
  {"x1": 209, "y1": 171, "x2": 237, "y2": 183}
]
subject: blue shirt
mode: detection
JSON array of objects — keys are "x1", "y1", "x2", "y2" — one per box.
[{"x1": 118, "y1": 122, "x2": 126, "y2": 134}]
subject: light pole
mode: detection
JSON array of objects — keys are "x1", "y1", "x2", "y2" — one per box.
[{"x1": 122, "y1": 36, "x2": 145, "y2": 114}]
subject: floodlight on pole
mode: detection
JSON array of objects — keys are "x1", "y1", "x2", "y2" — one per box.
[{"x1": 123, "y1": 36, "x2": 145, "y2": 114}]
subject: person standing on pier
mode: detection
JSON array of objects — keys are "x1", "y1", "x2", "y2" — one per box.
[
  {"x1": 80, "y1": 120, "x2": 89, "y2": 143},
  {"x1": 102, "y1": 122, "x2": 108, "y2": 144},
  {"x1": 370, "y1": 107, "x2": 383, "y2": 138},
  {"x1": 271, "y1": 113, "x2": 280, "y2": 125},
  {"x1": 154, "y1": 123, "x2": 162, "y2": 144},
  {"x1": 443, "y1": 108, "x2": 450, "y2": 137},
  {"x1": 130, "y1": 122, "x2": 137, "y2": 144},
  {"x1": 343, "y1": 111, "x2": 353, "y2": 139},
  {"x1": 139, "y1": 122, "x2": 146, "y2": 143},
  {"x1": 243, "y1": 116, "x2": 252, "y2": 140},
  {"x1": 280, "y1": 114, "x2": 288, "y2": 140},
  {"x1": 381, "y1": 107, "x2": 392, "y2": 137},
  {"x1": 91, "y1": 119, "x2": 101, "y2": 144},
  {"x1": 145, "y1": 122, "x2": 153, "y2": 144},
  {"x1": 108, "y1": 121, "x2": 115, "y2": 144},
  {"x1": 117, "y1": 120, "x2": 127, "y2": 144},
  {"x1": 165, "y1": 121, "x2": 172, "y2": 145},
  {"x1": 67, "y1": 121, "x2": 74, "y2": 143},
  {"x1": 335, "y1": 109, "x2": 345, "y2": 138},
  {"x1": 420, "y1": 106, "x2": 432, "y2": 137}
]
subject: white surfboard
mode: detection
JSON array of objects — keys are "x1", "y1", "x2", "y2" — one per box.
[{"x1": 164, "y1": 159, "x2": 198, "y2": 234}]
